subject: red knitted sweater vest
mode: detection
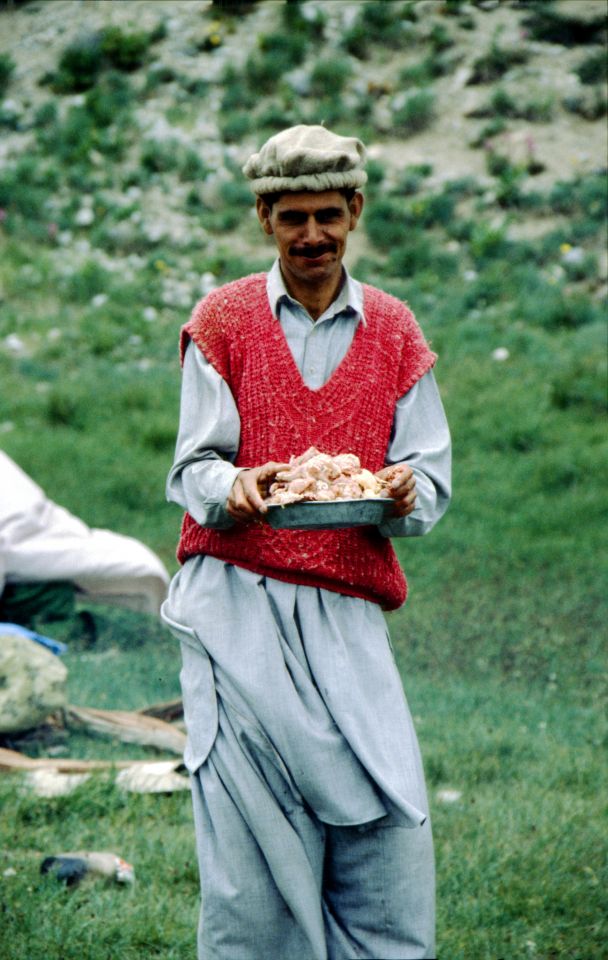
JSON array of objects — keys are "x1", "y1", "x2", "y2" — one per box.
[{"x1": 177, "y1": 273, "x2": 436, "y2": 610}]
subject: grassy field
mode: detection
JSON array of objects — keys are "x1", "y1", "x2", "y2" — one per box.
[{"x1": 1, "y1": 0, "x2": 607, "y2": 957}]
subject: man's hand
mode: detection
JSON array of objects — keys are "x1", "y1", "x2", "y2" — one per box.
[
  {"x1": 375, "y1": 463, "x2": 417, "y2": 518},
  {"x1": 227, "y1": 462, "x2": 289, "y2": 523}
]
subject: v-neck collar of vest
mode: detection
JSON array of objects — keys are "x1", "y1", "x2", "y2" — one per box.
[{"x1": 264, "y1": 281, "x2": 371, "y2": 399}]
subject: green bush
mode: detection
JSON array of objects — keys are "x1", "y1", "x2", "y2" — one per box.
[
  {"x1": 38, "y1": 104, "x2": 129, "y2": 165},
  {"x1": 0, "y1": 157, "x2": 58, "y2": 222},
  {"x1": 53, "y1": 34, "x2": 105, "y2": 92},
  {"x1": 522, "y1": 5, "x2": 606, "y2": 46},
  {"x1": 472, "y1": 86, "x2": 555, "y2": 122},
  {"x1": 563, "y1": 88, "x2": 608, "y2": 121},
  {"x1": 575, "y1": 50, "x2": 608, "y2": 85},
  {"x1": 211, "y1": 0, "x2": 258, "y2": 13},
  {"x1": 402, "y1": 192, "x2": 457, "y2": 229},
  {"x1": 468, "y1": 42, "x2": 529, "y2": 84},
  {"x1": 393, "y1": 89, "x2": 436, "y2": 135},
  {"x1": 342, "y1": 0, "x2": 417, "y2": 58},
  {"x1": 427, "y1": 23, "x2": 454, "y2": 53},
  {"x1": 245, "y1": 31, "x2": 307, "y2": 92},
  {"x1": 400, "y1": 52, "x2": 457, "y2": 86},
  {"x1": 387, "y1": 237, "x2": 458, "y2": 281},
  {"x1": 50, "y1": 25, "x2": 159, "y2": 93},
  {"x1": 0, "y1": 52, "x2": 15, "y2": 95},
  {"x1": 548, "y1": 173, "x2": 607, "y2": 221},
  {"x1": 140, "y1": 139, "x2": 182, "y2": 174},
  {"x1": 100, "y1": 26, "x2": 150, "y2": 71},
  {"x1": 364, "y1": 198, "x2": 408, "y2": 251},
  {"x1": 469, "y1": 220, "x2": 510, "y2": 265},
  {"x1": 393, "y1": 163, "x2": 433, "y2": 196},
  {"x1": 84, "y1": 71, "x2": 133, "y2": 127},
  {"x1": 220, "y1": 67, "x2": 256, "y2": 111},
  {"x1": 281, "y1": 0, "x2": 326, "y2": 39},
  {"x1": 32, "y1": 100, "x2": 58, "y2": 128},
  {"x1": 309, "y1": 57, "x2": 352, "y2": 97},
  {"x1": 219, "y1": 111, "x2": 252, "y2": 143}
]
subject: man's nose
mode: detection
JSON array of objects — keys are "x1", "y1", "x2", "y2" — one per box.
[{"x1": 302, "y1": 215, "x2": 323, "y2": 244}]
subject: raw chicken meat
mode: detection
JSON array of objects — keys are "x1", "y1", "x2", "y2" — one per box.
[{"x1": 266, "y1": 447, "x2": 389, "y2": 506}]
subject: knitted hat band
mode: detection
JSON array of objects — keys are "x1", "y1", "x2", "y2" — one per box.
[{"x1": 243, "y1": 124, "x2": 367, "y2": 195}]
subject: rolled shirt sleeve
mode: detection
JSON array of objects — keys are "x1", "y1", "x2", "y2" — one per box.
[
  {"x1": 166, "y1": 342, "x2": 240, "y2": 529},
  {"x1": 379, "y1": 371, "x2": 451, "y2": 538}
]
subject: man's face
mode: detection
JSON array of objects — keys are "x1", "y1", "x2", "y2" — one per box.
[{"x1": 256, "y1": 189, "x2": 363, "y2": 290}]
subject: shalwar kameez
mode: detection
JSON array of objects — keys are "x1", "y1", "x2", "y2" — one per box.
[{"x1": 162, "y1": 261, "x2": 451, "y2": 960}]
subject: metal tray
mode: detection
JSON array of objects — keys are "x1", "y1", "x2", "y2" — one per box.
[{"x1": 265, "y1": 498, "x2": 396, "y2": 530}]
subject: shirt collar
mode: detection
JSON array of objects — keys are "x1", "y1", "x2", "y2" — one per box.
[{"x1": 266, "y1": 258, "x2": 366, "y2": 326}]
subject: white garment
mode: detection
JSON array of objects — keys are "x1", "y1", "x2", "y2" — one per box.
[{"x1": 0, "y1": 451, "x2": 169, "y2": 615}]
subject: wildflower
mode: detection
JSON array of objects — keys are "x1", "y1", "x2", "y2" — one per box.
[
  {"x1": 91, "y1": 293, "x2": 108, "y2": 308},
  {"x1": 154, "y1": 259, "x2": 168, "y2": 272},
  {"x1": 492, "y1": 347, "x2": 509, "y2": 362},
  {"x1": 559, "y1": 242, "x2": 572, "y2": 254}
]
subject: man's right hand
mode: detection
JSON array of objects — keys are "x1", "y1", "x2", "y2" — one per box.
[{"x1": 227, "y1": 462, "x2": 289, "y2": 523}]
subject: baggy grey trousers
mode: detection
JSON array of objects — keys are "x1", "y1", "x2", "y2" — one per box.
[
  {"x1": 190, "y1": 702, "x2": 435, "y2": 960},
  {"x1": 162, "y1": 559, "x2": 436, "y2": 960}
]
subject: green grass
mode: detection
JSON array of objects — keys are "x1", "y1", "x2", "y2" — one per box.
[{"x1": 1, "y1": 663, "x2": 605, "y2": 959}]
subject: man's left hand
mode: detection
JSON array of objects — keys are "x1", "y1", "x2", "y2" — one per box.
[{"x1": 375, "y1": 464, "x2": 417, "y2": 517}]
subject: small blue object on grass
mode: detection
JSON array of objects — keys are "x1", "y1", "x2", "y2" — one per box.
[{"x1": 0, "y1": 622, "x2": 67, "y2": 656}]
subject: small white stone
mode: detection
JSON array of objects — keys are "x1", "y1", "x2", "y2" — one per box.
[
  {"x1": 436, "y1": 789, "x2": 462, "y2": 804},
  {"x1": 4, "y1": 333, "x2": 26, "y2": 354},
  {"x1": 562, "y1": 246, "x2": 584, "y2": 265},
  {"x1": 75, "y1": 207, "x2": 94, "y2": 226}
]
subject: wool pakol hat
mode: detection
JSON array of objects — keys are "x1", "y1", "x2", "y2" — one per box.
[{"x1": 242, "y1": 124, "x2": 367, "y2": 195}]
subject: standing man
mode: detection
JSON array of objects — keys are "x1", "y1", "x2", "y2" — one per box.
[{"x1": 162, "y1": 125, "x2": 451, "y2": 960}]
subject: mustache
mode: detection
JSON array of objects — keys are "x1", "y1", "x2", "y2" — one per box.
[{"x1": 290, "y1": 243, "x2": 337, "y2": 258}]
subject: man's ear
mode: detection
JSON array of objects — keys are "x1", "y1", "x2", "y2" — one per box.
[
  {"x1": 256, "y1": 197, "x2": 274, "y2": 236},
  {"x1": 348, "y1": 191, "x2": 364, "y2": 231}
]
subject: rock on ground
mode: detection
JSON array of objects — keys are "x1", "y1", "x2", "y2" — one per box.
[{"x1": 0, "y1": 631, "x2": 67, "y2": 734}]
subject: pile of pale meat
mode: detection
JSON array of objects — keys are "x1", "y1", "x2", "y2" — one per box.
[{"x1": 266, "y1": 447, "x2": 394, "y2": 506}]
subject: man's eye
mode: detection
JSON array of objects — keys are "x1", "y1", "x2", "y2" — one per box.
[
  {"x1": 316, "y1": 211, "x2": 342, "y2": 224},
  {"x1": 279, "y1": 213, "x2": 306, "y2": 225}
]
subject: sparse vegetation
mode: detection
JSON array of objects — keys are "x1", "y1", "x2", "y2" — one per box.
[
  {"x1": 392, "y1": 88, "x2": 436, "y2": 135},
  {"x1": 468, "y1": 39, "x2": 529, "y2": 84}
]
